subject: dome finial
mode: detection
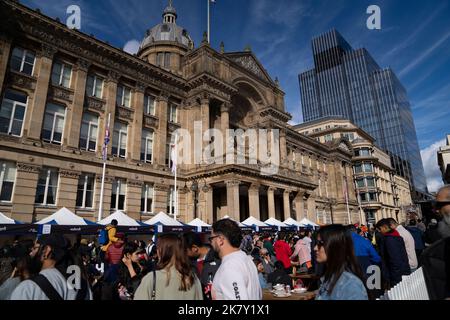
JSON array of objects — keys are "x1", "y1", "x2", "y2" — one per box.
[{"x1": 163, "y1": 0, "x2": 177, "y2": 24}]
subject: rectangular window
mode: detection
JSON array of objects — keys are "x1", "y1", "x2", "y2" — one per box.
[
  {"x1": 359, "y1": 193, "x2": 367, "y2": 203},
  {"x1": 79, "y1": 113, "x2": 98, "y2": 152},
  {"x1": 141, "y1": 184, "x2": 154, "y2": 214},
  {"x1": 42, "y1": 103, "x2": 65, "y2": 145},
  {"x1": 10, "y1": 47, "x2": 35, "y2": 75},
  {"x1": 369, "y1": 192, "x2": 378, "y2": 202},
  {"x1": 356, "y1": 178, "x2": 365, "y2": 188},
  {"x1": 157, "y1": 53, "x2": 164, "y2": 67},
  {"x1": 164, "y1": 53, "x2": 171, "y2": 68},
  {"x1": 116, "y1": 85, "x2": 131, "y2": 108},
  {"x1": 35, "y1": 167, "x2": 59, "y2": 206},
  {"x1": 366, "y1": 177, "x2": 376, "y2": 187},
  {"x1": 354, "y1": 164, "x2": 363, "y2": 174},
  {"x1": 0, "y1": 161, "x2": 16, "y2": 202},
  {"x1": 141, "y1": 130, "x2": 154, "y2": 163},
  {"x1": 76, "y1": 174, "x2": 95, "y2": 208},
  {"x1": 0, "y1": 90, "x2": 27, "y2": 137},
  {"x1": 111, "y1": 179, "x2": 126, "y2": 211},
  {"x1": 51, "y1": 61, "x2": 72, "y2": 88},
  {"x1": 144, "y1": 95, "x2": 156, "y2": 115},
  {"x1": 112, "y1": 122, "x2": 127, "y2": 158},
  {"x1": 86, "y1": 75, "x2": 104, "y2": 98},
  {"x1": 324, "y1": 134, "x2": 333, "y2": 142},
  {"x1": 363, "y1": 163, "x2": 374, "y2": 173},
  {"x1": 168, "y1": 104, "x2": 177, "y2": 123}
]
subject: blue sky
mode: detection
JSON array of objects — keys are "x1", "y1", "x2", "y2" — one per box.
[{"x1": 22, "y1": 0, "x2": 450, "y2": 190}]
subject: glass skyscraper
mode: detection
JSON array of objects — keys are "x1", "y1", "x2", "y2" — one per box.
[{"x1": 299, "y1": 29, "x2": 428, "y2": 198}]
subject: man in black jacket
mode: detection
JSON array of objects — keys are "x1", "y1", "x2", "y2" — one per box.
[
  {"x1": 376, "y1": 219, "x2": 411, "y2": 288},
  {"x1": 182, "y1": 232, "x2": 221, "y2": 300},
  {"x1": 420, "y1": 186, "x2": 450, "y2": 300}
]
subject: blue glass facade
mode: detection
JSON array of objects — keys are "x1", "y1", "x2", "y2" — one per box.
[{"x1": 299, "y1": 30, "x2": 428, "y2": 196}]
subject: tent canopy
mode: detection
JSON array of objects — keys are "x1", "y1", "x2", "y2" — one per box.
[
  {"x1": 36, "y1": 208, "x2": 97, "y2": 226},
  {"x1": 144, "y1": 212, "x2": 183, "y2": 226},
  {"x1": 98, "y1": 211, "x2": 145, "y2": 226},
  {"x1": 0, "y1": 212, "x2": 22, "y2": 224},
  {"x1": 242, "y1": 216, "x2": 268, "y2": 227},
  {"x1": 265, "y1": 218, "x2": 287, "y2": 227},
  {"x1": 299, "y1": 218, "x2": 319, "y2": 227},
  {"x1": 188, "y1": 218, "x2": 211, "y2": 227},
  {"x1": 223, "y1": 215, "x2": 245, "y2": 227},
  {"x1": 283, "y1": 218, "x2": 304, "y2": 227}
]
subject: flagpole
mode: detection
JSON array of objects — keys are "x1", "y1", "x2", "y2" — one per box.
[
  {"x1": 98, "y1": 113, "x2": 111, "y2": 222},
  {"x1": 207, "y1": 0, "x2": 210, "y2": 44},
  {"x1": 174, "y1": 132, "x2": 179, "y2": 221}
]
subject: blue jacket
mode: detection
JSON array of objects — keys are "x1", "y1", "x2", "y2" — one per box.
[
  {"x1": 316, "y1": 271, "x2": 368, "y2": 300},
  {"x1": 351, "y1": 232, "x2": 381, "y2": 275}
]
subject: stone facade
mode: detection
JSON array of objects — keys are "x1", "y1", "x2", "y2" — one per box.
[
  {"x1": 0, "y1": 1, "x2": 359, "y2": 225},
  {"x1": 294, "y1": 117, "x2": 414, "y2": 225},
  {"x1": 438, "y1": 135, "x2": 450, "y2": 185}
]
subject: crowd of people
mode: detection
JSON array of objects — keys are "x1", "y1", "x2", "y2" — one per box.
[{"x1": 0, "y1": 185, "x2": 449, "y2": 301}]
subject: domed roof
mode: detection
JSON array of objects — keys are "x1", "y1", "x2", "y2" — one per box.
[
  {"x1": 140, "y1": 23, "x2": 193, "y2": 49},
  {"x1": 139, "y1": 1, "x2": 193, "y2": 51}
]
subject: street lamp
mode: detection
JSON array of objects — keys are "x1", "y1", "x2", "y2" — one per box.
[{"x1": 191, "y1": 180, "x2": 199, "y2": 219}]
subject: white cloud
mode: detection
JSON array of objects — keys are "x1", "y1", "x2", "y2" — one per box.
[
  {"x1": 421, "y1": 139, "x2": 446, "y2": 192},
  {"x1": 123, "y1": 39, "x2": 141, "y2": 55}
]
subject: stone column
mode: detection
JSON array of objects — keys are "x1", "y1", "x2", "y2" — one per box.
[
  {"x1": 154, "y1": 93, "x2": 169, "y2": 166},
  {"x1": 97, "y1": 71, "x2": 119, "y2": 159},
  {"x1": 130, "y1": 83, "x2": 145, "y2": 161},
  {"x1": 58, "y1": 170, "x2": 81, "y2": 212},
  {"x1": 294, "y1": 190, "x2": 305, "y2": 221},
  {"x1": 283, "y1": 190, "x2": 291, "y2": 220},
  {"x1": 65, "y1": 59, "x2": 90, "y2": 150},
  {"x1": 94, "y1": 175, "x2": 113, "y2": 219},
  {"x1": 307, "y1": 194, "x2": 316, "y2": 222},
  {"x1": 12, "y1": 163, "x2": 41, "y2": 223},
  {"x1": 153, "y1": 185, "x2": 169, "y2": 213},
  {"x1": 201, "y1": 185, "x2": 213, "y2": 224},
  {"x1": 220, "y1": 102, "x2": 230, "y2": 160},
  {"x1": 280, "y1": 130, "x2": 287, "y2": 165},
  {"x1": 178, "y1": 188, "x2": 189, "y2": 223},
  {"x1": 126, "y1": 180, "x2": 143, "y2": 220},
  {"x1": 24, "y1": 44, "x2": 57, "y2": 141},
  {"x1": 226, "y1": 180, "x2": 240, "y2": 221},
  {"x1": 0, "y1": 37, "x2": 12, "y2": 91},
  {"x1": 248, "y1": 183, "x2": 260, "y2": 220},
  {"x1": 200, "y1": 95, "x2": 210, "y2": 157},
  {"x1": 267, "y1": 187, "x2": 276, "y2": 219}
]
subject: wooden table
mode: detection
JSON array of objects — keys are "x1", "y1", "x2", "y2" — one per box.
[{"x1": 262, "y1": 289, "x2": 316, "y2": 301}]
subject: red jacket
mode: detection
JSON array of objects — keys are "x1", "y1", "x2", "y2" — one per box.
[
  {"x1": 274, "y1": 240, "x2": 292, "y2": 269},
  {"x1": 106, "y1": 241, "x2": 124, "y2": 265}
]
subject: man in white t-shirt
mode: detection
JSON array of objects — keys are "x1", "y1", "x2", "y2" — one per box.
[{"x1": 209, "y1": 219, "x2": 262, "y2": 300}]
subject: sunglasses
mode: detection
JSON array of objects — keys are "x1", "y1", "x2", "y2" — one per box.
[
  {"x1": 208, "y1": 235, "x2": 221, "y2": 242},
  {"x1": 316, "y1": 240, "x2": 325, "y2": 248},
  {"x1": 433, "y1": 201, "x2": 450, "y2": 209}
]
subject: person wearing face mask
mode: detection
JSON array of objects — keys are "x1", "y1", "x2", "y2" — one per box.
[{"x1": 420, "y1": 185, "x2": 450, "y2": 300}]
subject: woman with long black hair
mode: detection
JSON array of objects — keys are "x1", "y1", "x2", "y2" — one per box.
[
  {"x1": 314, "y1": 225, "x2": 368, "y2": 300},
  {"x1": 134, "y1": 234, "x2": 203, "y2": 300}
]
